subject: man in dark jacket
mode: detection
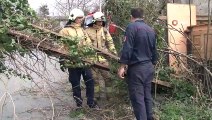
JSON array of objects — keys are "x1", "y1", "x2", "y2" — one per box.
[{"x1": 118, "y1": 8, "x2": 157, "y2": 120}]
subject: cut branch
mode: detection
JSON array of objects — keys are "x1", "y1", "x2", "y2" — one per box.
[{"x1": 7, "y1": 27, "x2": 171, "y2": 87}]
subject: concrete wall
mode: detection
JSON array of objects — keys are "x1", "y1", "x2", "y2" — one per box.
[
  {"x1": 170, "y1": 0, "x2": 212, "y2": 15},
  {"x1": 193, "y1": 0, "x2": 212, "y2": 15}
]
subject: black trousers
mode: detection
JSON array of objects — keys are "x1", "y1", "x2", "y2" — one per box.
[
  {"x1": 68, "y1": 68, "x2": 94, "y2": 107},
  {"x1": 127, "y1": 62, "x2": 154, "y2": 120}
]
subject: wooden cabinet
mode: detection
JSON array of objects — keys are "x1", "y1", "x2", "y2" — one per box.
[{"x1": 187, "y1": 24, "x2": 212, "y2": 60}]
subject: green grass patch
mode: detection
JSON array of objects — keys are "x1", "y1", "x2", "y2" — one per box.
[{"x1": 157, "y1": 99, "x2": 212, "y2": 120}]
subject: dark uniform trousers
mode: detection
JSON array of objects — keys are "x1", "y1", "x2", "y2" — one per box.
[
  {"x1": 68, "y1": 68, "x2": 94, "y2": 107},
  {"x1": 127, "y1": 62, "x2": 154, "y2": 120}
]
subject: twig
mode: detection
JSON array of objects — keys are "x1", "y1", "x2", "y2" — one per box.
[
  {"x1": 6, "y1": 92, "x2": 18, "y2": 120},
  {"x1": 0, "y1": 93, "x2": 6, "y2": 120},
  {"x1": 159, "y1": 49, "x2": 212, "y2": 77},
  {"x1": 44, "y1": 83, "x2": 55, "y2": 120}
]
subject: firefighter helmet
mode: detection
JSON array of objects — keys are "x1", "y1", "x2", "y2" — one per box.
[
  {"x1": 93, "y1": 12, "x2": 106, "y2": 22},
  {"x1": 68, "y1": 8, "x2": 85, "y2": 21}
]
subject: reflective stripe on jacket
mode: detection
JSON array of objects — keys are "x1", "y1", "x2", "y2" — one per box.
[
  {"x1": 85, "y1": 26, "x2": 117, "y2": 62},
  {"x1": 59, "y1": 23, "x2": 93, "y2": 67}
]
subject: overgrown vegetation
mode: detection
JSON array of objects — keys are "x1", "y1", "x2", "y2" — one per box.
[
  {"x1": 0, "y1": 0, "x2": 97, "y2": 71},
  {"x1": 158, "y1": 100, "x2": 212, "y2": 120},
  {"x1": 0, "y1": 0, "x2": 212, "y2": 119},
  {"x1": 103, "y1": 0, "x2": 212, "y2": 119},
  {"x1": 0, "y1": 0, "x2": 35, "y2": 78}
]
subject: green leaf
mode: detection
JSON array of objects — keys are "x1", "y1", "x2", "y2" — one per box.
[{"x1": 17, "y1": 24, "x2": 25, "y2": 29}]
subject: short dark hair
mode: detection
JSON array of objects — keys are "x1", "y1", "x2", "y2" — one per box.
[{"x1": 131, "y1": 8, "x2": 144, "y2": 18}]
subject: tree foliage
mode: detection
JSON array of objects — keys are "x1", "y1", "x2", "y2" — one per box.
[
  {"x1": 38, "y1": 4, "x2": 49, "y2": 17},
  {"x1": 0, "y1": 0, "x2": 96, "y2": 74},
  {"x1": 0, "y1": 0, "x2": 36, "y2": 73},
  {"x1": 0, "y1": 0, "x2": 35, "y2": 51}
]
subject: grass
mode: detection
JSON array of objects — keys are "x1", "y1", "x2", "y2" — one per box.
[{"x1": 157, "y1": 99, "x2": 212, "y2": 120}]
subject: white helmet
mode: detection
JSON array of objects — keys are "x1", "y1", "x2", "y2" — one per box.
[
  {"x1": 93, "y1": 12, "x2": 106, "y2": 21},
  {"x1": 69, "y1": 8, "x2": 85, "y2": 21}
]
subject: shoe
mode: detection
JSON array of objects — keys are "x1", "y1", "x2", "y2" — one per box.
[
  {"x1": 74, "y1": 96, "x2": 83, "y2": 108},
  {"x1": 76, "y1": 100, "x2": 82, "y2": 108},
  {"x1": 88, "y1": 101, "x2": 100, "y2": 109}
]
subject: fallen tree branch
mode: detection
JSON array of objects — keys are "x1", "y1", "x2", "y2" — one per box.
[
  {"x1": 7, "y1": 28, "x2": 172, "y2": 87},
  {"x1": 31, "y1": 24, "x2": 120, "y2": 61},
  {"x1": 8, "y1": 29, "x2": 110, "y2": 71}
]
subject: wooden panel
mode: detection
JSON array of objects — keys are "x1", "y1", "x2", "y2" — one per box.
[
  {"x1": 193, "y1": 35, "x2": 201, "y2": 45},
  {"x1": 167, "y1": 3, "x2": 196, "y2": 72},
  {"x1": 192, "y1": 34, "x2": 202, "y2": 58},
  {"x1": 197, "y1": 15, "x2": 212, "y2": 25},
  {"x1": 193, "y1": 26, "x2": 212, "y2": 32},
  {"x1": 203, "y1": 34, "x2": 212, "y2": 59},
  {"x1": 189, "y1": 25, "x2": 212, "y2": 60}
]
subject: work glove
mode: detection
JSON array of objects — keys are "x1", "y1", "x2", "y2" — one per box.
[
  {"x1": 59, "y1": 57, "x2": 66, "y2": 72},
  {"x1": 60, "y1": 65, "x2": 66, "y2": 72}
]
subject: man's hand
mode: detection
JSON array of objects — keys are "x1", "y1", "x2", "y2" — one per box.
[{"x1": 118, "y1": 64, "x2": 127, "y2": 79}]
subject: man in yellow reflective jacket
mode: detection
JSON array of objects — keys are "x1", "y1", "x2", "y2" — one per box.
[
  {"x1": 59, "y1": 8, "x2": 98, "y2": 109},
  {"x1": 85, "y1": 11, "x2": 117, "y2": 101}
]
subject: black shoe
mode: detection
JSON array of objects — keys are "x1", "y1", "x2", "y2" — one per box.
[
  {"x1": 76, "y1": 103, "x2": 82, "y2": 107},
  {"x1": 74, "y1": 96, "x2": 83, "y2": 108},
  {"x1": 88, "y1": 101, "x2": 100, "y2": 109}
]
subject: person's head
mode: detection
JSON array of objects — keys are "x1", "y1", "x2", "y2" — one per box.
[
  {"x1": 68, "y1": 8, "x2": 85, "y2": 25},
  {"x1": 130, "y1": 8, "x2": 144, "y2": 22},
  {"x1": 93, "y1": 12, "x2": 106, "y2": 27}
]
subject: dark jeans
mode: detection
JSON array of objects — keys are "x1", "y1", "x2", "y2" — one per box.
[
  {"x1": 127, "y1": 62, "x2": 154, "y2": 120},
  {"x1": 68, "y1": 68, "x2": 94, "y2": 107}
]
